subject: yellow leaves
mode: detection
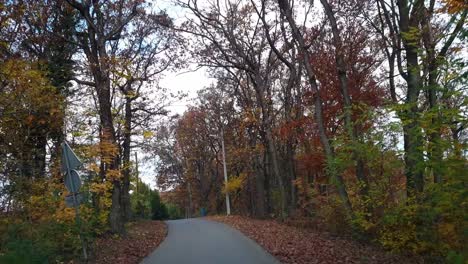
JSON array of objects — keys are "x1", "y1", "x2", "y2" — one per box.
[
  {"x1": 83, "y1": 140, "x2": 119, "y2": 164},
  {"x1": 55, "y1": 206, "x2": 76, "y2": 224},
  {"x1": 88, "y1": 162, "x2": 100, "y2": 173},
  {"x1": 379, "y1": 222, "x2": 418, "y2": 252},
  {"x1": 90, "y1": 181, "x2": 112, "y2": 194},
  {"x1": 83, "y1": 144, "x2": 100, "y2": 159},
  {"x1": 437, "y1": 221, "x2": 463, "y2": 250},
  {"x1": 401, "y1": 26, "x2": 421, "y2": 46},
  {"x1": 125, "y1": 90, "x2": 138, "y2": 99},
  {"x1": 29, "y1": 195, "x2": 55, "y2": 222},
  {"x1": 438, "y1": 222, "x2": 456, "y2": 238},
  {"x1": 100, "y1": 141, "x2": 120, "y2": 164},
  {"x1": 0, "y1": 59, "x2": 64, "y2": 139},
  {"x1": 143, "y1": 130, "x2": 155, "y2": 139},
  {"x1": 95, "y1": 211, "x2": 110, "y2": 235},
  {"x1": 241, "y1": 108, "x2": 261, "y2": 128},
  {"x1": 107, "y1": 169, "x2": 122, "y2": 181},
  {"x1": 222, "y1": 173, "x2": 247, "y2": 194}
]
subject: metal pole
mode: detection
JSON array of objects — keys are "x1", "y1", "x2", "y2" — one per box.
[
  {"x1": 220, "y1": 128, "x2": 231, "y2": 215},
  {"x1": 63, "y1": 142, "x2": 88, "y2": 260},
  {"x1": 134, "y1": 152, "x2": 139, "y2": 194}
]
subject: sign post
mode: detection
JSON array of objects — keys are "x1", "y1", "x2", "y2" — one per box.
[{"x1": 61, "y1": 141, "x2": 87, "y2": 260}]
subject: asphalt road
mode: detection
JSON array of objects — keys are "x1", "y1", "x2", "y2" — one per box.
[{"x1": 141, "y1": 218, "x2": 280, "y2": 264}]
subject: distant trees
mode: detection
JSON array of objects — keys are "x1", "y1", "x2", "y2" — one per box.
[{"x1": 130, "y1": 180, "x2": 171, "y2": 220}]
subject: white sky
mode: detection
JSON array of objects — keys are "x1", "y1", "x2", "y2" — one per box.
[
  {"x1": 161, "y1": 67, "x2": 213, "y2": 115},
  {"x1": 134, "y1": 1, "x2": 215, "y2": 188},
  {"x1": 138, "y1": 67, "x2": 213, "y2": 189}
]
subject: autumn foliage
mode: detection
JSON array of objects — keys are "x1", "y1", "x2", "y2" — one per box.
[
  {"x1": 1, "y1": 0, "x2": 467, "y2": 262},
  {"x1": 150, "y1": 0, "x2": 468, "y2": 262}
]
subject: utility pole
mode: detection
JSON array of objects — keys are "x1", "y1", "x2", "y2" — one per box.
[
  {"x1": 220, "y1": 128, "x2": 231, "y2": 215},
  {"x1": 134, "y1": 152, "x2": 139, "y2": 194}
]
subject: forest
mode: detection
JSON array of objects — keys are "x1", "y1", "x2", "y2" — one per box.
[{"x1": 0, "y1": 0, "x2": 467, "y2": 263}]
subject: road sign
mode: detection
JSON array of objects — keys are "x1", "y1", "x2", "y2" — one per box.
[
  {"x1": 65, "y1": 193, "x2": 83, "y2": 208},
  {"x1": 61, "y1": 141, "x2": 88, "y2": 260},
  {"x1": 65, "y1": 169, "x2": 82, "y2": 193},
  {"x1": 61, "y1": 142, "x2": 82, "y2": 174}
]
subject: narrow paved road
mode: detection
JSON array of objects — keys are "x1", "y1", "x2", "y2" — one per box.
[{"x1": 141, "y1": 218, "x2": 280, "y2": 264}]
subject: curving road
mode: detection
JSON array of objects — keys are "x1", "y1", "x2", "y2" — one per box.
[{"x1": 141, "y1": 218, "x2": 280, "y2": 264}]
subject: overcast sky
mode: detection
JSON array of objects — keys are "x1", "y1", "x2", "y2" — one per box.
[
  {"x1": 131, "y1": 1, "x2": 213, "y2": 188},
  {"x1": 137, "y1": 67, "x2": 213, "y2": 189}
]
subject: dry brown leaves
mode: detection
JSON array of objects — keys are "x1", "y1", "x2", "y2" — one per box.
[
  {"x1": 90, "y1": 220, "x2": 167, "y2": 264},
  {"x1": 208, "y1": 215, "x2": 420, "y2": 264}
]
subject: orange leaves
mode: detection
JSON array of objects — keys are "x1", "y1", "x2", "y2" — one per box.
[
  {"x1": 83, "y1": 140, "x2": 119, "y2": 166},
  {"x1": 88, "y1": 163, "x2": 100, "y2": 173},
  {"x1": 84, "y1": 140, "x2": 121, "y2": 183},
  {"x1": 93, "y1": 221, "x2": 167, "y2": 264},
  {"x1": 25, "y1": 115, "x2": 35, "y2": 125},
  {"x1": 297, "y1": 152, "x2": 325, "y2": 172},
  {"x1": 210, "y1": 215, "x2": 412, "y2": 264},
  {"x1": 276, "y1": 119, "x2": 307, "y2": 142},
  {"x1": 240, "y1": 108, "x2": 261, "y2": 128},
  {"x1": 440, "y1": 0, "x2": 468, "y2": 13},
  {"x1": 107, "y1": 169, "x2": 122, "y2": 181},
  {"x1": 100, "y1": 141, "x2": 120, "y2": 165},
  {"x1": 90, "y1": 182, "x2": 113, "y2": 195},
  {"x1": 54, "y1": 206, "x2": 76, "y2": 225}
]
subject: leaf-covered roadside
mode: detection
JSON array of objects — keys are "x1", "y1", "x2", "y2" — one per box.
[
  {"x1": 91, "y1": 221, "x2": 166, "y2": 264},
  {"x1": 209, "y1": 216, "x2": 421, "y2": 264}
]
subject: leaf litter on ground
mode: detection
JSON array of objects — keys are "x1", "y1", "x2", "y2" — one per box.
[
  {"x1": 90, "y1": 220, "x2": 166, "y2": 264},
  {"x1": 208, "y1": 215, "x2": 422, "y2": 264}
]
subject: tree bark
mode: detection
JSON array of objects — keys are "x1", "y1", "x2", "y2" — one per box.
[
  {"x1": 277, "y1": 0, "x2": 353, "y2": 213},
  {"x1": 254, "y1": 74, "x2": 287, "y2": 219},
  {"x1": 96, "y1": 78, "x2": 125, "y2": 233},
  {"x1": 397, "y1": 0, "x2": 425, "y2": 194},
  {"x1": 320, "y1": 0, "x2": 369, "y2": 197},
  {"x1": 121, "y1": 96, "x2": 133, "y2": 221}
]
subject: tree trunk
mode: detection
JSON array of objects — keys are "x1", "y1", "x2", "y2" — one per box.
[
  {"x1": 286, "y1": 140, "x2": 297, "y2": 215},
  {"x1": 121, "y1": 97, "x2": 133, "y2": 221},
  {"x1": 109, "y1": 180, "x2": 124, "y2": 233},
  {"x1": 397, "y1": 0, "x2": 425, "y2": 195},
  {"x1": 265, "y1": 128, "x2": 287, "y2": 219},
  {"x1": 187, "y1": 180, "x2": 193, "y2": 218},
  {"x1": 97, "y1": 75, "x2": 125, "y2": 234},
  {"x1": 254, "y1": 154, "x2": 266, "y2": 218},
  {"x1": 249, "y1": 128, "x2": 266, "y2": 218},
  {"x1": 277, "y1": 0, "x2": 353, "y2": 213},
  {"x1": 284, "y1": 76, "x2": 298, "y2": 216},
  {"x1": 263, "y1": 150, "x2": 272, "y2": 216},
  {"x1": 320, "y1": 0, "x2": 369, "y2": 197},
  {"x1": 253, "y1": 73, "x2": 287, "y2": 219}
]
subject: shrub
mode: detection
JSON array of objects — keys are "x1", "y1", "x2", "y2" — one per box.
[{"x1": 377, "y1": 180, "x2": 467, "y2": 262}]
